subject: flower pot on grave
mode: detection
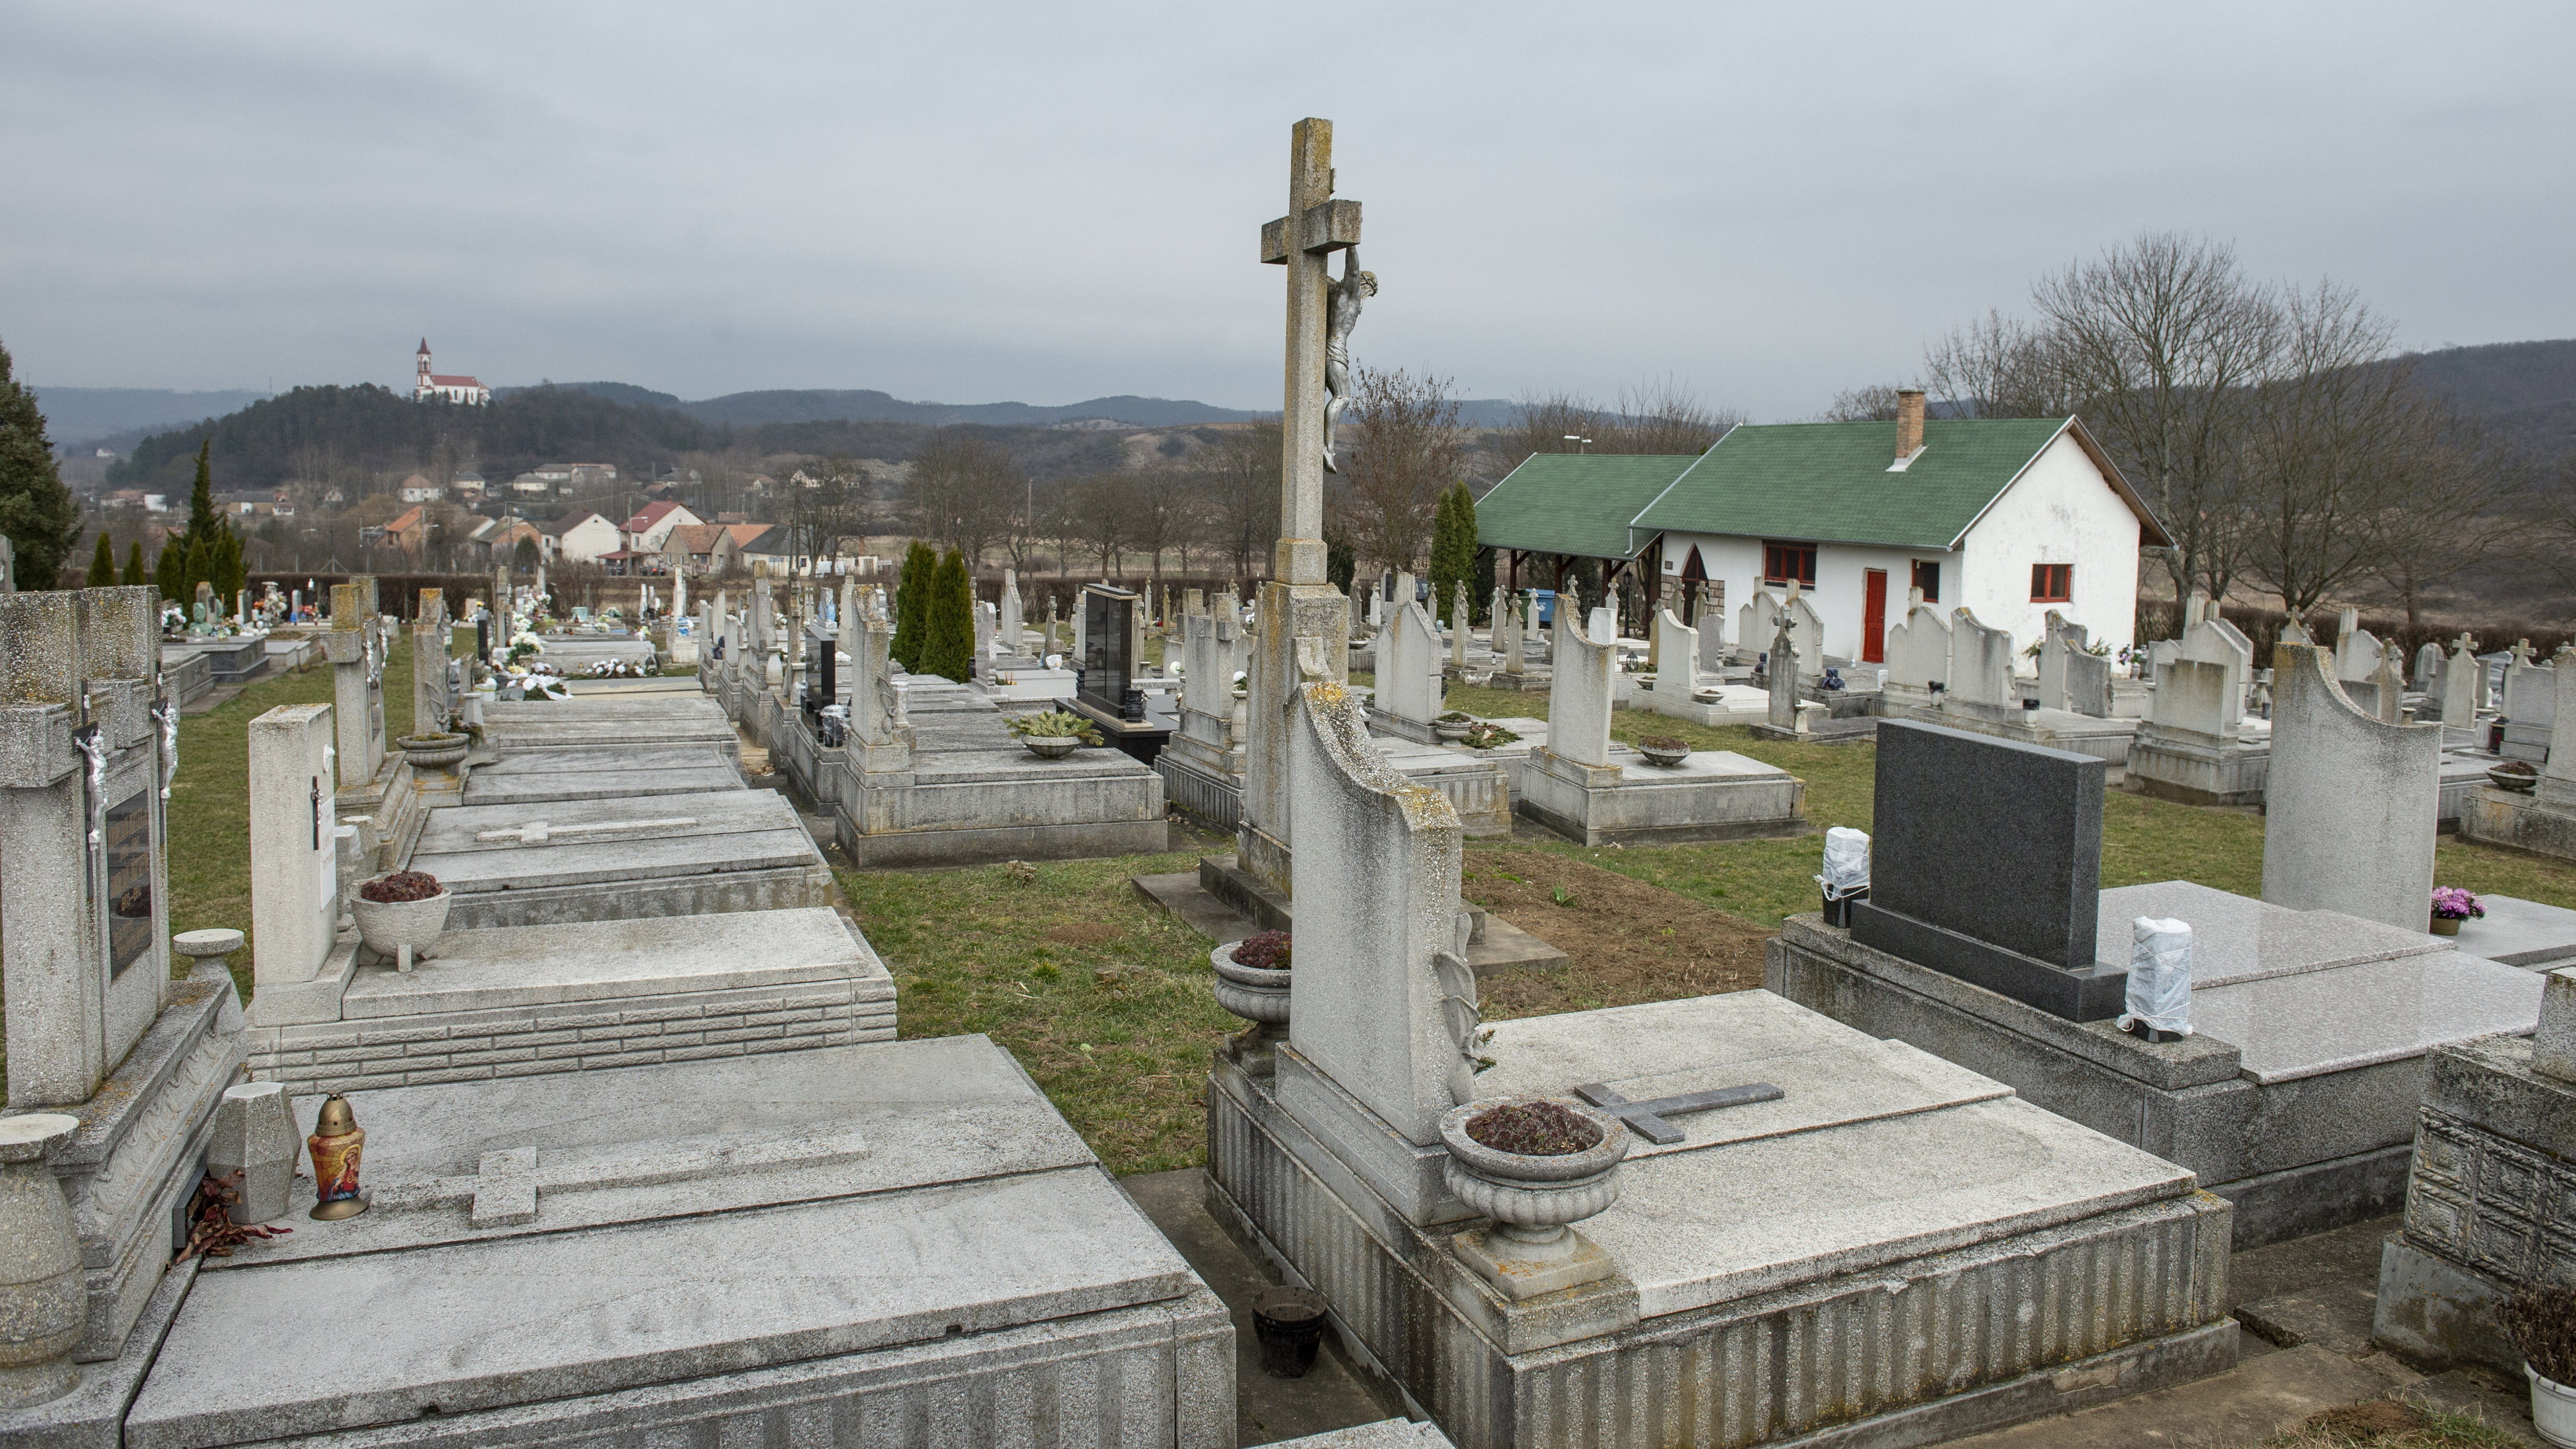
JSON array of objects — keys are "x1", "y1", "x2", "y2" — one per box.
[
  {"x1": 396, "y1": 732, "x2": 470, "y2": 771},
  {"x1": 2429, "y1": 915, "x2": 2463, "y2": 936},
  {"x1": 0, "y1": 1113, "x2": 86, "y2": 1411},
  {"x1": 1434, "y1": 721, "x2": 1471, "y2": 743},
  {"x1": 2490, "y1": 766, "x2": 2539, "y2": 794},
  {"x1": 1210, "y1": 942, "x2": 1292, "y2": 1027},
  {"x1": 1439, "y1": 1098, "x2": 1628, "y2": 1299},
  {"x1": 351, "y1": 889, "x2": 451, "y2": 969},
  {"x1": 1021, "y1": 736, "x2": 1081, "y2": 760},
  {"x1": 1638, "y1": 744, "x2": 1690, "y2": 768},
  {"x1": 2532, "y1": 1365, "x2": 2576, "y2": 1448}
]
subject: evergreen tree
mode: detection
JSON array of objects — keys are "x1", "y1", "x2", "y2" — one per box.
[
  {"x1": 919, "y1": 549, "x2": 974, "y2": 681},
  {"x1": 122, "y1": 539, "x2": 146, "y2": 586},
  {"x1": 1428, "y1": 482, "x2": 1477, "y2": 625},
  {"x1": 182, "y1": 439, "x2": 219, "y2": 542},
  {"x1": 1325, "y1": 533, "x2": 1356, "y2": 592},
  {"x1": 85, "y1": 532, "x2": 117, "y2": 586},
  {"x1": 209, "y1": 527, "x2": 246, "y2": 605},
  {"x1": 891, "y1": 539, "x2": 936, "y2": 672},
  {"x1": 0, "y1": 337, "x2": 82, "y2": 589},
  {"x1": 154, "y1": 539, "x2": 182, "y2": 601},
  {"x1": 182, "y1": 533, "x2": 211, "y2": 609}
]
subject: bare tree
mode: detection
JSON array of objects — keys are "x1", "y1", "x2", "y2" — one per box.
[
  {"x1": 2030, "y1": 233, "x2": 2286, "y2": 600},
  {"x1": 907, "y1": 428, "x2": 1021, "y2": 564},
  {"x1": 1067, "y1": 472, "x2": 1140, "y2": 577},
  {"x1": 777, "y1": 454, "x2": 865, "y2": 577},
  {"x1": 1819, "y1": 385, "x2": 1903, "y2": 422},
  {"x1": 1603, "y1": 377, "x2": 1738, "y2": 454},
  {"x1": 1920, "y1": 309, "x2": 2083, "y2": 420},
  {"x1": 1198, "y1": 421, "x2": 1282, "y2": 580},
  {"x1": 1335, "y1": 365, "x2": 1468, "y2": 576},
  {"x1": 2223, "y1": 283, "x2": 2525, "y2": 621},
  {"x1": 1488, "y1": 390, "x2": 1610, "y2": 477},
  {"x1": 1125, "y1": 464, "x2": 1198, "y2": 583}
]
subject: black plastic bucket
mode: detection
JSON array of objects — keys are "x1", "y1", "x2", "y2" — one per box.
[{"x1": 1251, "y1": 1285, "x2": 1330, "y2": 1379}]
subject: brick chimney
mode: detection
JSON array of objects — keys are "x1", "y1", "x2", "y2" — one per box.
[{"x1": 1895, "y1": 388, "x2": 1926, "y2": 461}]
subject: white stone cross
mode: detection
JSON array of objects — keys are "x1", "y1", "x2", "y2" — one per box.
[{"x1": 472, "y1": 816, "x2": 699, "y2": 845}]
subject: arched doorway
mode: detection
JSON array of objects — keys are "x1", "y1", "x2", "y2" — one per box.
[{"x1": 1679, "y1": 546, "x2": 1707, "y2": 624}]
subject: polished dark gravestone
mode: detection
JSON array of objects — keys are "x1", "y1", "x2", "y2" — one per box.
[
  {"x1": 1078, "y1": 584, "x2": 1140, "y2": 721},
  {"x1": 1848, "y1": 719, "x2": 2129, "y2": 1020}
]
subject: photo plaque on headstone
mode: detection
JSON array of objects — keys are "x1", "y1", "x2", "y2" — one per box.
[{"x1": 104, "y1": 790, "x2": 154, "y2": 974}]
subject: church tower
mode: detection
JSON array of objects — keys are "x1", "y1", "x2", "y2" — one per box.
[{"x1": 416, "y1": 339, "x2": 433, "y2": 398}]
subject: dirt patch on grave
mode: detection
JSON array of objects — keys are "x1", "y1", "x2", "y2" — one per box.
[
  {"x1": 1462, "y1": 849, "x2": 1773, "y2": 1020},
  {"x1": 1044, "y1": 922, "x2": 1128, "y2": 947}
]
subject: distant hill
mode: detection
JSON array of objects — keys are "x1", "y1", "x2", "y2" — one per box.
[
  {"x1": 494, "y1": 381, "x2": 683, "y2": 410},
  {"x1": 32, "y1": 387, "x2": 274, "y2": 447},
  {"x1": 2404, "y1": 338, "x2": 2576, "y2": 462},
  {"x1": 504, "y1": 381, "x2": 1523, "y2": 430}
]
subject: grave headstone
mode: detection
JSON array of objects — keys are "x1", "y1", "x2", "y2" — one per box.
[
  {"x1": 1448, "y1": 580, "x2": 1470, "y2": 669},
  {"x1": 1695, "y1": 579, "x2": 1727, "y2": 675},
  {"x1": 1849, "y1": 720, "x2": 2125, "y2": 1019},
  {"x1": 1881, "y1": 591, "x2": 1950, "y2": 707},
  {"x1": 2439, "y1": 634, "x2": 2483, "y2": 724},
  {"x1": 0, "y1": 585, "x2": 175, "y2": 1105},
  {"x1": 1079, "y1": 584, "x2": 1141, "y2": 719},
  {"x1": 1370, "y1": 599, "x2": 1443, "y2": 740},
  {"x1": 1550, "y1": 605, "x2": 1617, "y2": 767},
  {"x1": 1766, "y1": 606, "x2": 1801, "y2": 732},
  {"x1": 1653, "y1": 608, "x2": 1696, "y2": 694},
  {"x1": 999, "y1": 568, "x2": 1024, "y2": 651},
  {"x1": 1786, "y1": 585, "x2": 1825, "y2": 677},
  {"x1": 249, "y1": 704, "x2": 346, "y2": 1008},
  {"x1": 1498, "y1": 590, "x2": 1525, "y2": 675},
  {"x1": 2333, "y1": 607, "x2": 2385, "y2": 684},
  {"x1": 1945, "y1": 607, "x2": 2019, "y2": 711},
  {"x1": 2412, "y1": 640, "x2": 2445, "y2": 689},
  {"x1": 411, "y1": 588, "x2": 451, "y2": 737},
  {"x1": 2035, "y1": 611, "x2": 2085, "y2": 709},
  {"x1": 1738, "y1": 588, "x2": 1777, "y2": 665},
  {"x1": 2260, "y1": 643, "x2": 2441, "y2": 930},
  {"x1": 973, "y1": 600, "x2": 996, "y2": 678}
]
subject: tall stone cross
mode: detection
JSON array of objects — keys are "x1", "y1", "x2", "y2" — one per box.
[{"x1": 1260, "y1": 117, "x2": 1363, "y2": 587}]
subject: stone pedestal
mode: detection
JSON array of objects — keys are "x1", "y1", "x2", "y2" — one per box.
[
  {"x1": 2374, "y1": 970, "x2": 2576, "y2": 1374},
  {"x1": 1771, "y1": 881, "x2": 2547, "y2": 1246},
  {"x1": 1209, "y1": 992, "x2": 2237, "y2": 1449},
  {"x1": 1513, "y1": 746, "x2": 1806, "y2": 846},
  {"x1": 2127, "y1": 721, "x2": 2271, "y2": 806}
]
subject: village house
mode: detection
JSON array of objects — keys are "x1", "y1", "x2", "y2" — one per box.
[
  {"x1": 1477, "y1": 392, "x2": 2167, "y2": 662},
  {"x1": 382, "y1": 504, "x2": 434, "y2": 554},
  {"x1": 540, "y1": 510, "x2": 624, "y2": 564},
  {"x1": 450, "y1": 469, "x2": 487, "y2": 501},
  {"x1": 396, "y1": 474, "x2": 445, "y2": 503},
  {"x1": 463, "y1": 515, "x2": 543, "y2": 562},
  {"x1": 619, "y1": 499, "x2": 703, "y2": 554}
]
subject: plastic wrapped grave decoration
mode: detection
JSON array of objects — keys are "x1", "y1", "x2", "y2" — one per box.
[
  {"x1": 1815, "y1": 826, "x2": 1871, "y2": 927},
  {"x1": 2119, "y1": 916, "x2": 2194, "y2": 1041}
]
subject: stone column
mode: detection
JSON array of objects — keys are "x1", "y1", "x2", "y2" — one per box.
[
  {"x1": 0, "y1": 1112, "x2": 85, "y2": 1410},
  {"x1": 321, "y1": 585, "x2": 373, "y2": 790},
  {"x1": 249, "y1": 705, "x2": 342, "y2": 996},
  {"x1": 1450, "y1": 581, "x2": 1470, "y2": 669},
  {"x1": 411, "y1": 589, "x2": 449, "y2": 738}
]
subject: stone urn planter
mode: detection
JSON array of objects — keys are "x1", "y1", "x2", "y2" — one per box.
[
  {"x1": 397, "y1": 732, "x2": 470, "y2": 772},
  {"x1": 1440, "y1": 1097, "x2": 1628, "y2": 1301},
  {"x1": 1434, "y1": 718, "x2": 1472, "y2": 743},
  {"x1": 1210, "y1": 939, "x2": 1292, "y2": 1027},
  {"x1": 1636, "y1": 739, "x2": 1692, "y2": 768},
  {"x1": 352, "y1": 871, "x2": 451, "y2": 973},
  {"x1": 2529, "y1": 1364, "x2": 2576, "y2": 1447},
  {"x1": 0, "y1": 1113, "x2": 86, "y2": 1411},
  {"x1": 1022, "y1": 736, "x2": 1081, "y2": 760},
  {"x1": 2490, "y1": 765, "x2": 2540, "y2": 794}
]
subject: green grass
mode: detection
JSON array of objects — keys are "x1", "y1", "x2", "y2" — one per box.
[{"x1": 835, "y1": 848, "x2": 1241, "y2": 1177}]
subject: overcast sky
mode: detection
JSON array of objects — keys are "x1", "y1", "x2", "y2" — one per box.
[{"x1": 4, "y1": 2, "x2": 2571, "y2": 421}]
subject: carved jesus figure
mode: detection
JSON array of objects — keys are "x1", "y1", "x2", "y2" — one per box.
[{"x1": 1320, "y1": 247, "x2": 1377, "y2": 474}]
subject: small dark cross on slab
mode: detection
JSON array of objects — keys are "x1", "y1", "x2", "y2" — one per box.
[{"x1": 1574, "y1": 1080, "x2": 1784, "y2": 1145}]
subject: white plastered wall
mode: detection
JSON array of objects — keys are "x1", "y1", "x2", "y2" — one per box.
[
  {"x1": 1957, "y1": 431, "x2": 2143, "y2": 654},
  {"x1": 1660, "y1": 532, "x2": 1953, "y2": 662}
]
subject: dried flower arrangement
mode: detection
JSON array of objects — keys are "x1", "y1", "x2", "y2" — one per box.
[
  {"x1": 1465, "y1": 1100, "x2": 1603, "y2": 1156},
  {"x1": 359, "y1": 870, "x2": 445, "y2": 904},
  {"x1": 1230, "y1": 930, "x2": 1292, "y2": 971}
]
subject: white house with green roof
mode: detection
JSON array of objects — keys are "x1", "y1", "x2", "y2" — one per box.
[{"x1": 1478, "y1": 396, "x2": 2167, "y2": 665}]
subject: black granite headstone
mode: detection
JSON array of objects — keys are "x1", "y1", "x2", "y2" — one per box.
[
  {"x1": 1847, "y1": 719, "x2": 2127, "y2": 1020},
  {"x1": 803, "y1": 624, "x2": 836, "y2": 720},
  {"x1": 1078, "y1": 585, "x2": 1136, "y2": 717}
]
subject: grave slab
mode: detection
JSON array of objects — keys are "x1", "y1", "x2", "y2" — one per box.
[
  {"x1": 124, "y1": 1036, "x2": 1233, "y2": 1448},
  {"x1": 459, "y1": 743, "x2": 743, "y2": 806},
  {"x1": 2448, "y1": 892, "x2": 2576, "y2": 969},
  {"x1": 242, "y1": 906, "x2": 896, "y2": 1092},
  {"x1": 406, "y1": 788, "x2": 831, "y2": 927},
  {"x1": 1212, "y1": 992, "x2": 2234, "y2": 1449},
  {"x1": 1772, "y1": 889, "x2": 2548, "y2": 1246},
  {"x1": 1513, "y1": 745, "x2": 1807, "y2": 846}
]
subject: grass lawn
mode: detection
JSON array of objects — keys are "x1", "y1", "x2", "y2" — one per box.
[{"x1": 835, "y1": 836, "x2": 1242, "y2": 1177}]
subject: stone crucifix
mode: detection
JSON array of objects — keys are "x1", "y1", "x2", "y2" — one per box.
[{"x1": 1260, "y1": 117, "x2": 1363, "y2": 586}]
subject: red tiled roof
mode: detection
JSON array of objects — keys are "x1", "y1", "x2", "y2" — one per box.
[
  {"x1": 621, "y1": 500, "x2": 682, "y2": 533},
  {"x1": 426, "y1": 374, "x2": 483, "y2": 388}
]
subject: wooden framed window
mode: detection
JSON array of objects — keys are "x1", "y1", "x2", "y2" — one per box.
[
  {"x1": 2031, "y1": 563, "x2": 2072, "y2": 603},
  {"x1": 1911, "y1": 559, "x2": 1940, "y2": 603},
  {"x1": 1761, "y1": 541, "x2": 1816, "y2": 588}
]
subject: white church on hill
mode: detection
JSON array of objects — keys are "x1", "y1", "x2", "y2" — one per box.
[{"x1": 412, "y1": 339, "x2": 491, "y2": 406}]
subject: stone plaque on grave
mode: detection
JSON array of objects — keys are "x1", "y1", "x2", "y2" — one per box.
[
  {"x1": 1078, "y1": 584, "x2": 1139, "y2": 718},
  {"x1": 1849, "y1": 719, "x2": 2127, "y2": 1019}
]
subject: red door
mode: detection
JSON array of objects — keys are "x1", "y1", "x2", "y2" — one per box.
[{"x1": 1861, "y1": 569, "x2": 1888, "y2": 664}]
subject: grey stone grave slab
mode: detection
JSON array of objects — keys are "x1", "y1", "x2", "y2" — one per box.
[
  {"x1": 407, "y1": 788, "x2": 830, "y2": 927},
  {"x1": 1850, "y1": 719, "x2": 2127, "y2": 1020},
  {"x1": 2448, "y1": 892, "x2": 2576, "y2": 969},
  {"x1": 243, "y1": 906, "x2": 896, "y2": 1092},
  {"x1": 2187, "y1": 950, "x2": 2543, "y2": 1083},
  {"x1": 476, "y1": 694, "x2": 738, "y2": 752},
  {"x1": 2095, "y1": 880, "x2": 2450, "y2": 987},
  {"x1": 460, "y1": 744, "x2": 743, "y2": 807},
  {"x1": 122, "y1": 1036, "x2": 1232, "y2": 1448}
]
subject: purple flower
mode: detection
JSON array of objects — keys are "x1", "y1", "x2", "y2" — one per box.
[{"x1": 2431, "y1": 886, "x2": 2485, "y2": 921}]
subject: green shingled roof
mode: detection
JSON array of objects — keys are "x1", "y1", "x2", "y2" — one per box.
[
  {"x1": 1473, "y1": 453, "x2": 1699, "y2": 560},
  {"x1": 1631, "y1": 417, "x2": 2078, "y2": 550}
]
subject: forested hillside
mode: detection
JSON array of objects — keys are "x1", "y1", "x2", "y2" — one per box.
[
  {"x1": 106, "y1": 384, "x2": 719, "y2": 492},
  {"x1": 2406, "y1": 338, "x2": 2576, "y2": 461}
]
